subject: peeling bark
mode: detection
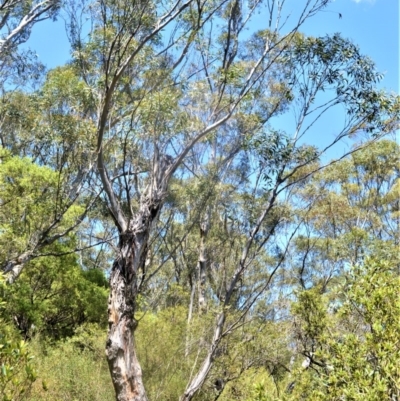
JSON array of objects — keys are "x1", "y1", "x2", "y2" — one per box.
[
  {"x1": 106, "y1": 236, "x2": 148, "y2": 401},
  {"x1": 106, "y1": 153, "x2": 173, "y2": 401}
]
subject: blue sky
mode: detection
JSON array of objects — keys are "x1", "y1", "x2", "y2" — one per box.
[
  {"x1": 24, "y1": 0, "x2": 398, "y2": 93},
  {"x1": 268, "y1": 0, "x2": 399, "y2": 155},
  {"x1": 301, "y1": 0, "x2": 398, "y2": 93}
]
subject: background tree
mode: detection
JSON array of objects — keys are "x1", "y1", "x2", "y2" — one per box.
[
  {"x1": 291, "y1": 139, "x2": 399, "y2": 291},
  {"x1": 0, "y1": 65, "x2": 100, "y2": 282}
]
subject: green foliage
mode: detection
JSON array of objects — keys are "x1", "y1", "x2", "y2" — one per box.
[
  {"x1": 288, "y1": 34, "x2": 398, "y2": 135},
  {"x1": 246, "y1": 381, "x2": 275, "y2": 401},
  {"x1": 292, "y1": 286, "x2": 328, "y2": 345},
  {"x1": 290, "y1": 258, "x2": 400, "y2": 400},
  {"x1": 3, "y1": 249, "x2": 108, "y2": 339},
  {"x1": 0, "y1": 148, "x2": 85, "y2": 266},
  {"x1": 293, "y1": 140, "x2": 399, "y2": 289},
  {"x1": 0, "y1": 66, "x2": 96, "y2": 170},
  {"x1": 0, "y1": 149, "x2": 58, "y2": 257},
  {"x1": 0, "y1": 0, "x2": 398, "y2": 399},
  {"x1": 0, "y1": 273, "x2": 37, "y2": 401},
  {"x1": 136, "y1": 306, "x2": 192, "y2": 401},
  {"x1": 27, "y1": 325, "x2": 114, "y2": 401},
  {"x1": 218, "y1": 373, "x2": 277, "y2": 401}
]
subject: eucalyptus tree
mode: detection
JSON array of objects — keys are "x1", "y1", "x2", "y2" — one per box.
[
  {"x1": 61, "y1": 0, "x2": 399, "y2": 400},
  {"x1": 290, "y1": 139, "x2": 399, "y2": 291},
  {"x1": 0, "y1": 0, "x2": 60, "y2": 88},
  {"x1": 0, "y1": 0, "x2": 102, "y2": 283},
  {"x1": 0, "y1": 65, "x2": 101, "y2": 283},
  {"x1": 175, "y1": 38, "x2": 398, "y2": 401},
  {"x1": 0, "y1": 0, "x2": 90, "y2": 282},
  {"x1": 268, "y1": 139, "x2": 400, "y2": 398}
]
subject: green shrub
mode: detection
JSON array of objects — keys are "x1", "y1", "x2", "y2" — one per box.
[
  {"x1": 0, "y1": 273, "x2": 37, "y2": 401},
  {"x1": 28, "y1": 324, "x2": 114, "y2": 401}
]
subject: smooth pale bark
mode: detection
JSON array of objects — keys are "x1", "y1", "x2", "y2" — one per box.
[
  {"x1": 197, "y1": 214, "x2": 210, "y2": 312},
  {"x1": 185, "y1": 279, "x2": 196, "y2": 358},
  {"x1": 0, "y1": 0, "x2": 58, "y2": 54},
  {"x1": 181, "y1": 312, "x2": 226, "y2": 401}
]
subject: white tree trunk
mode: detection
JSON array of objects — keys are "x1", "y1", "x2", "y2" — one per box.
[
  {"x1": 180, "y1": 312, "x2": 226, "y2": 401},
  {"x1": 197, "y1": 217, "x2": 209, "y2": 312}
]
